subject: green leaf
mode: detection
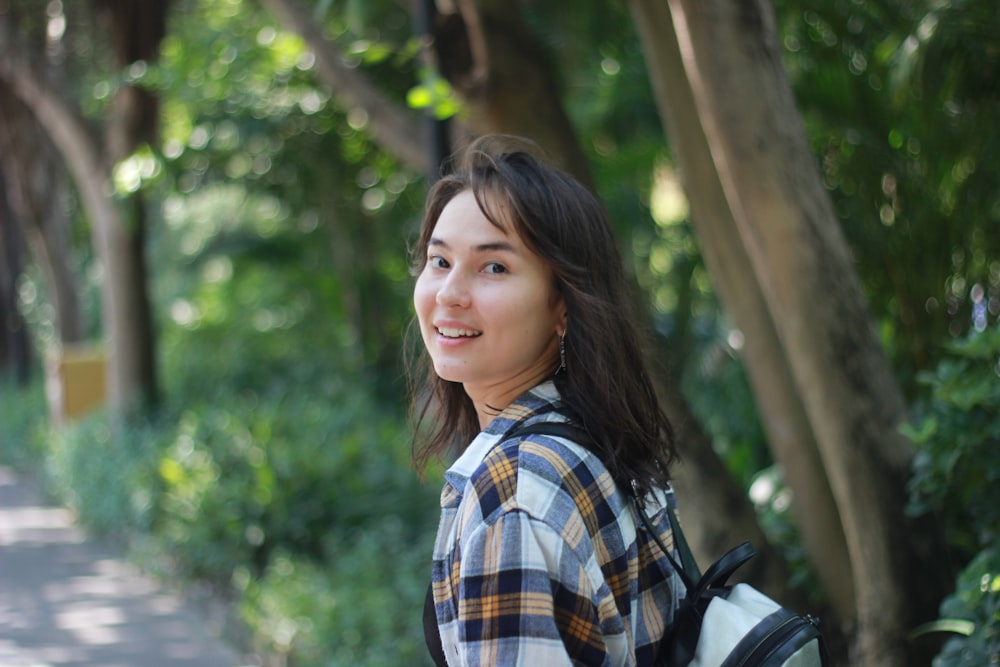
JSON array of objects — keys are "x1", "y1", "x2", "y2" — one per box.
[
  {"x1": 909, "y1": 618, "x2": 976, "y2": 639},
  {"x1": 406, "y1": 86, "x2": 433, "y2": 109}
]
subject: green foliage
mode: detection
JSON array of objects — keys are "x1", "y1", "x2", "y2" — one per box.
[
  {"x1": 777, "y1": 0, "x2": 1000, "y2": 390},
  {"x1": 905, "y1": 325, "x2": 1000, "y2": 554},
  {"x1": 407, "y1": 68, "x2": 462, "y2": 120},
  {"x1": 239, "y1": 529, "x2": 435, "y2": 667},
  {"x1": 147, "y1": 0, "x2": 425, "y2": 400},
  {"x1": 0, "y1": 377, "x2": 47, "y2": 471},
  {"x1": 905, "y1": 324, "x2": 1000, "y2": 664},
  {"x1": 44, "y1": 414, "x2": 164, "y2": 538},
  {"x1": 153, "y1": 386, "x2": 437, "y2": 583},
  {"x1": 924, "y1": 548, "x2": 1000, "y2": 667}
]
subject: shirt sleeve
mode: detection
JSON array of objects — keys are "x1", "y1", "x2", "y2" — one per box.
[{"x1": 450, "y1": 508, "x2": 609, "y2": 667}]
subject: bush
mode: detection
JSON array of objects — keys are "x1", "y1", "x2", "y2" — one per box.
[
  {"x1": 0, "y1": 376, "x2": 48, "y2": 471},
  {"x1": 44, "y1": 413, "x2": 165, "y2": 538},
  {"x1": 906, "y1": 326, "x2": 1000, "y2": 553},
  {"x1": 153, "y1": 384, "x2": 438, "y2": 582},
  {"x1": 239, "y1": 523, "x2": 436, "y2": 667},
  {"x1": 904, "y1": 323, "x2": 1000, "y2": 666},
  {"x1": 930, "y1": 548, "x2": 1000, "y2": 667},
  {"x1": 149, "y1": 380, "x2": 440, "y2": 665}
]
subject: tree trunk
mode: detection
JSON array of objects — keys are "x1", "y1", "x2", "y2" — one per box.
[
  {"x1": 0, "y1": 13, "x2": 148, "y2": 413},
  {"x1": 659, "y1": 381, "x2": 811, "y2": 612},
  {"x1": 99, "y1": 0, "x2": 167, "y2": 409},
  {"x1": 0, "y1": 169, "x2": 34, "y2": 384},
  {"x1": 429, "y1": 0, "x2": 593, "y2": 189},
  {"x1": 0, "y1": 88, "x2": 85, "y2": 345},
  {"x1": 628, "y1": 0, "x2": 949, "y2": 662},
  {"x1": 626, "y1": 0, "x2": 854, "y2": 629}
]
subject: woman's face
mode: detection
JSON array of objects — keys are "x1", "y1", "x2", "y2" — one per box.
[{"x1": 414, "y1": 189, "x2": 565, "y2": 403}]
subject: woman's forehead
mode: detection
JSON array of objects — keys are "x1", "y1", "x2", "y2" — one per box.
[{"x1": 471, "y1": 187, "x2": 519, "y2": 235}]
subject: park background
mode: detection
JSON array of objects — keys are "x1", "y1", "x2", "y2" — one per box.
[{"x1": 0, "y1": 0, "x2": 997, "y2": 665}]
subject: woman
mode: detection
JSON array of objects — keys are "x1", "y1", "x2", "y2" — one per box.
[{"x1": 410, "y1": 135, "x2": 680, "y2": 666}]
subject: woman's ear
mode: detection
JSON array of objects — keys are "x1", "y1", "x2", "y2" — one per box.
[{"x1": 551, "y1": 286, "x2": 567, "y2": 335}]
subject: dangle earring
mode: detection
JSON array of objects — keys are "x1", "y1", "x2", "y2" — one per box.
[{"x1": 558, "y1": 332, "x2": 567, "y2": 374}]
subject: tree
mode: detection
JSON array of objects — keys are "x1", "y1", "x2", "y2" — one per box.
[
  {"x1": 0, "y1": 169, "x2": 33, "y2": 384},
  {"x1": 0, "y1": 0, "x2": 166, "y2": 413},
  {"x1": 627, "y1": 0, "x2": 950, "y2": 663},
  {"x1": 97, "y1": 0, "x2": 170, "y2": 409},
  {"x1": 0, "y1": 88, "x2": 85, "y2": 348}
]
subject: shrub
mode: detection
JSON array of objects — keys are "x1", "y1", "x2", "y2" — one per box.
[
  {"x1": 239, "y1": 522, "x2": 436, "y2": 667},
  {"x1": 0, "y1": 377, "x2": 48, "y2": 471},
  {"x1": 153, "y1": 384, "x2": 438, "y2": 583},
  {"x1": 44, "y1": 413, "x2": 165, "y2": 538},
  {"x1": 929, "y1": 548, "x2": 1000, "y2": 667},
  {"x1": 905, "y1": 323, "x2": 1000, "y2": 665}
]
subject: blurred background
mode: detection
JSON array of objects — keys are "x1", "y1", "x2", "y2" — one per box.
[{"x1": 0, "y1": 0, "x2": 997, "y2": 665}]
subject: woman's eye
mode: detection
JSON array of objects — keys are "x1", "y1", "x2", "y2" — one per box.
[
  {"x1": 428, "y1": 256, "x2": 450, "y2": 269},
  {"x1": 484, "y1": 262, "x2": 507, "y2": 275}
]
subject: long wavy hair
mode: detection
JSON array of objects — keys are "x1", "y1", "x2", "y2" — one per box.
[{"x1": 408, "y1": 135, "x2": 677, "y2": 495}]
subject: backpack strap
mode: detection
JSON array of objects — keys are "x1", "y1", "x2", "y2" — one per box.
[{"x1": 507, "y1": 420, "x2": 720, "y2": 595}]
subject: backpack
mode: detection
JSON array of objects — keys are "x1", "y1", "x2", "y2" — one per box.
[{"x1": 510, "y1": 421, "x2": 830, "y2": 667}]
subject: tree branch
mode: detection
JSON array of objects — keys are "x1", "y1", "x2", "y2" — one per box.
[
  {"x1": 257, "y1": 0, "x2": 428, "y2": 173},
  {"x1": 0, "y1": 14, "x2": 112, "y2": 230}
]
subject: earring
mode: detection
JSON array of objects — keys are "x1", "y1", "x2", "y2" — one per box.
[{"x1": 558, "y1": 333, "x2": 567, "y2": 373}]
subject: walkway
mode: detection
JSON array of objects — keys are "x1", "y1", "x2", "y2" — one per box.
[{"x1": 0, "y1": 466, "x2": 246, "y2": 667}]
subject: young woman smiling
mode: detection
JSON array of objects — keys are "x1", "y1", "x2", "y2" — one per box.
[{"x1": 410, "y1": 135, "x2": 680, "y2": 666}]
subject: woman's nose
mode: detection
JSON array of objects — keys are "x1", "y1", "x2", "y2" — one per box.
[{"x1": 436, "y1": 270, "x2": 470, "y2": 307}]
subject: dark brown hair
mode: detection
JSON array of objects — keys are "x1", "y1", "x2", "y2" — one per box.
[{"x1": 408, "y1": 135, "x2": 677, "y2": 494}]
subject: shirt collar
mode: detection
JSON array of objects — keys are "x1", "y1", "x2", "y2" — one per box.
[{"x1": 442, "y1": 380, "x2": 565, "y2": 493}]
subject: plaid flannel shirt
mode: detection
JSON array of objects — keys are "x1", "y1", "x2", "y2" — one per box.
[{"x1": 430, "y1": 381, "x2": 679, "y2": 666}]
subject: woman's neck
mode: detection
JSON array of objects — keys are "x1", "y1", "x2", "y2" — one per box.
[{"x1": 467, "y1": 371, "x2": 554, "y2": 430}]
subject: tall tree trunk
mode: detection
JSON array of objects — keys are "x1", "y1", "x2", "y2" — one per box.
[
  {"x1": 0, "y1": 169, "x2": 34, "y2": 384},
  {"x1": 0, "y1": 12, "x2": 150, "y2": 414},
  {"x1": 658, "y1": 381, "x2": 812, "y2": 612},
  {"x1": 628, "y1": 0, "x2": 949, "y2": 663},
  {"x1": 626, "y1": 0, "x2": 853, "y2": 629},
  {"x1": 0, "y1": 88, "x2": 85, "y2": 345},
  {"x1": 428, "y1": 0, "x2": 593, "y2": 189},
  {"x1": 99, "y1": 0, "x2": 167, "y2": 409}
]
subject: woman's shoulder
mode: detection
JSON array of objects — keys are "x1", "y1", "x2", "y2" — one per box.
[{"x1": 467, "y1": 429, "x2": 620, "y2": 527}]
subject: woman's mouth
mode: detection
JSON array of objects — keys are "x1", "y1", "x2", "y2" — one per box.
[{"x1": 437, "y1": 326, "x2": 482, "y2": 338}]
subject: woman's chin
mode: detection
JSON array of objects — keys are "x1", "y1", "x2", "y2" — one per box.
[{"x1": 431, "y1": 364, "x2": 469, "y2": 384}]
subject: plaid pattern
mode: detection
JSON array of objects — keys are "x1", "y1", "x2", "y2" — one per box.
[{"x1": 430, "y1": 381, "x2": 680, "y2": 666}]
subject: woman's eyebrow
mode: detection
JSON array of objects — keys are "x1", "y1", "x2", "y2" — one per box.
[{"x1": 428, "y1": 238, "x2": 519, "y2": 254}]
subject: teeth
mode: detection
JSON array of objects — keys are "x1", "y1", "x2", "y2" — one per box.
[{"x1": 438, "y1": 327, "x2": 480, "y2": 338}]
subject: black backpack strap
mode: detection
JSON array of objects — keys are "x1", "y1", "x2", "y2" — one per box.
[
  {"x1": 423, "y1": 582, "x2": 449, "y2": 667},
  {"x1": 691, "y1": 541, "x2": 755, "y2": 599},
  {"x1": 506, "y1": 420, "x2": 590, "y2": 445},
  {"x1": 631, "y1": 493, "x2": 698, "y2": 594}
]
